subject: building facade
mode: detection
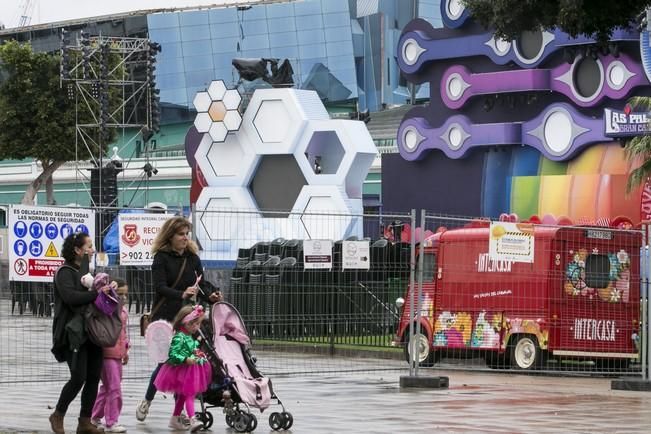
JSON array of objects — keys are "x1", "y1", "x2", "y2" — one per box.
[{"x1": 0, "y1": 0, "x2": 442, "y2": 212}]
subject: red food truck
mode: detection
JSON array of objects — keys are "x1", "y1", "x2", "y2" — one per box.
[{"x1": 393, "y1": 221, "x2": 642, "y2": 370}]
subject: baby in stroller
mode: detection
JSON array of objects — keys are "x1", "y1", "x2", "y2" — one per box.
[{"x1": 195, "y1": 302, "x2": 293, "y2": 432}]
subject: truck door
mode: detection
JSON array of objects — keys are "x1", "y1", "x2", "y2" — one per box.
[{"x1": 554, "y1": 232, "x2": 638, "y2": 358}]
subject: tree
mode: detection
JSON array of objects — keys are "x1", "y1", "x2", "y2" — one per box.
[
  {"x1": 0, "y1": 40, "x2": 110, "y2": 205},
  {"x1": 623, "y1": 97, "x2": 651, "y2": 192},
  {"x1": 462, "y1": 0, "x2": 651, "y2": 43}
]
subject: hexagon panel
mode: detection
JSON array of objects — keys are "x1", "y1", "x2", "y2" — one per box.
[
  {"x1": 195, "y1": 132, "x2": 258, "y2": 187},
  {"x1": 242, "y1": 88, "x2": 330, "y2": 155},
  {"x1": 294, "y1": 120, "x2": 377, "y2": 199},
  {"x1": 194, "y1": 79, "x2": 243, "y2": 143},
  {"x1": 249, "y1": 155, "x2": 307, "y2": 218}
]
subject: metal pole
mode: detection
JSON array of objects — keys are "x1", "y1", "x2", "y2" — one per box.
[
  {"x1": 645, "y1": 224, "x2": 651, "y2": 380},
  {"x1": 414, "y1": 209, "x2": 426, "y2": 376},
  {"x1": 641, "y1": 225, "x2": 647, "y2": 379},
  {"x1": 408, "y1": 209, "x2": 416, "y2": 376}
]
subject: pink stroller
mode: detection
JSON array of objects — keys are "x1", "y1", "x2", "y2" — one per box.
[{"x1": 196, "y1": 302, "x2": 293, "y2": 432}]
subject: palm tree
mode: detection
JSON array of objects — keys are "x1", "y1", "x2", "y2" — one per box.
[{"x1": 624, "y1": 96, "x2": 651, "y2": 192}]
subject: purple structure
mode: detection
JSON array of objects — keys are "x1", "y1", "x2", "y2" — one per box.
[{"x1": 398, "y1": 103, "x2": 611, "y2": 161}]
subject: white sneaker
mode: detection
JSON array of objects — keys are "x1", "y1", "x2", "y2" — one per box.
[
  {"x1": 91, "y1": 418, "x2": 104, "y2": 428},
  {"x1": 136, "y1": 399, "x2": 151, "y2": 422},
  {"x1": 189, "y1": 415, "x2": 204, "y2": 432},
  {"x1": 105, "y1": 424, "x2": 127, "y2": 433},
  {"x1": 169, "y1": 415, "x2": 190, "y2": 430}
]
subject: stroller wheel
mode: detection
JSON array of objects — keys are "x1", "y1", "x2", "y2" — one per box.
[
  {"x1": 247, "y1": 413, "x2": 258, "y2": 432},
  {"x1": 234, "y1": 413, "x2": 251, "y2": 432},
  {"x1": 281, "y1": 412, "x2": 293, "y2": 430},
  {"x1": 225, "y1": 414, "x2": 234, "y2": 428},
  {"x1": 202, "y1": 411, "x2": 214, "y2": 429},
  {"x1": 269, "y1": 412, "x2": 283, "y2": 431}
]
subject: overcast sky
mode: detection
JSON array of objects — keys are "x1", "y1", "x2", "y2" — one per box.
[{"x1": 0, "y1": 1, "x2": 275, "y2": 29}]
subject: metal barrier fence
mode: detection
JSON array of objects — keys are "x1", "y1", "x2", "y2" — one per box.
[
  {"x1": 402, "y1": 212, "x2": 645, "y2": 377},
  {"x1": 1, "y1": 204, "x2": 649, "y2": 383},
  {"x1": 0, "y1": 205, "x2": 416, "y2": 382}
]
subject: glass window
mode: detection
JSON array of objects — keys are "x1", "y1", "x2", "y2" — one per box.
[
  {"x1": 180, "y1": 25, "x2": 210, "y2": 42},
  {"x1": 269, "y1": 31, "x2": 298, "y2": 48},
  {"x1": 157, "y1": 57, "x2": 185, "y2": 75},
  {"x1": 294, "y1": 1, "x2": 322, "y2": 16},
  {"x1": 241, "y1": 19, "x2": 269, "y2": 36},
  {"x1": 296, "y1": 29, "x2": 325, "y2": 45},
  {"x1": 185, "y1": 69, "x2": 214, "y2": 88},
  {"x1": 299, "y1": 57, "x2": 327, "y2": 74},
  {"x1": 241, "y1": 34, "x2": 270, "y2": 50},
  {"x1": 270, "y1": 46, "x2": 299, "y2": 59},
  {"x1": 210, "y1": 22, "x2": 239, "y2": 38},
  {"x1": 322, "y1": 0, "x2": 349, "y2": 14},
  {"x1": 160, "y1": 87, "x2": 188, "y2": 106},
  {"x1": 266, "y1": 2, "x2": 294, "y2": 19},
  {"x1": 184, "y1": 54, "x2": 214, "y2": 71},
  {"x1": 213, "y1": 52, "x2": 239, "y2": 70},
  {"x1": 212, "y1": 37, "x2": 240, "y2": 54},
  {"x1": 324, "y1": 26, "x2": 352, "y2": 42},
  {"x1": 268, "y1": 17, "x2": 296, "y2": 33},
  {"x1": 584, "y1": 255, "x2": 611, "y2": 290},
  {"x1": 209, "y1": 8, "x2": 237, "y2": 24},
  {"x1": 157, "y1": 73, "x2": 186, "y2": 89},
  {"x1": 327, "y1": 54, "x2": 354, "y2": 71},
  {"x1": 158, "y1": 41, "x2": 183, "y2": 59},
  {"x1": 323, "y1": 12, "x2": 350, "y2": 27},
  {"x1": 333, "y1": 68, "x2": 357, "y2": 85},
  {"x1": 296, "y1": 14, "x2": 323, "y2": 31},
  {"x1": 149, "y1": 27, "x2": 181, "y2": 44},
  {"x1": 417, "y1": 253, "x2": 437, "y2": 282},
  {"x1": 182, "y1": 40, "x2": 212, "y2": 57},
  {"x1": 179, "y1": 10, "x2": 209, "y2": 26},
  {"x1": 148, "y1": 13, "x2": 179, "y2": 30},
  {"x1": 299, "y1": 43, "x2": 326, "y2": 59},
  {"x1": 326, "y1": 40, "x2": 353, "y2": 56},
  {"x1": 242, "y1": 48, "x2": 272, "y2": 59},
  {"x1": 239, "y1": 5, "x2": 267, "y2": 21}
]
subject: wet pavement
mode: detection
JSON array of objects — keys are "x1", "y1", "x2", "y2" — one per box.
[{"x1": 2, "y1": 363, "x2": 651, "y2": 433}]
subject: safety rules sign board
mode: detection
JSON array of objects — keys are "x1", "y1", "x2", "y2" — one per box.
[
  {"x1": 118, "y1": 213, "x2": 171, "y2": 266},
  {"x1": 8, "y1": 205, "x2": 95, "y2": 282}
]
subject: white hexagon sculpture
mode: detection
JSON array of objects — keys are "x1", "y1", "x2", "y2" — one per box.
[{"x1": 191, "y1": 87, "x2": 378, "y2": 261}]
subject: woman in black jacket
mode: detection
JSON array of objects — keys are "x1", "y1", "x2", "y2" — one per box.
[
  {"x1": 136, "y1": 216, "x2": 221, "y2": 425},
  {"x1": 49, "y1": 232, "x2": 111, "y2": 434}
]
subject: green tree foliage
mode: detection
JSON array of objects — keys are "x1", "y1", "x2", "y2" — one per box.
[
  {"x1": 0, "y1": 40, "x2": 116, "y2": 205},
  {"x1": 462, "y1": 0, "x2": 651, "y2": 43},
  {"x1": 623, "y1": 97, "x2": 651, "y2": 192}
]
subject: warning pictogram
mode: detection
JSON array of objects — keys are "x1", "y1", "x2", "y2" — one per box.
[
  {"x1": 14, "y1": 259, "x2": 27, "y2": 275},
  {"x1": 45, "y1": 242, "x2": 59, "y2": 258}
]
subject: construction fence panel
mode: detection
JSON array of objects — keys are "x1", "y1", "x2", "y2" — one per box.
[
  {"x1": 405, "y1": 213, "x2": 645, "y2": 377},
  {"x1": 0, "y1": 204, "x2": 416, "y2": 383}
]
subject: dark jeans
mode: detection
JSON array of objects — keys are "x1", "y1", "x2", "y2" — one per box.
[
  {"x1": 56, "y1": 342, "x2": 103, "y2": 417},
  {"x1": 145, "y1": 363, "x2": 163, "y2": 401}
]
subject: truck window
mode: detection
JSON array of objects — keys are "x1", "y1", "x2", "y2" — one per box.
[
  {"x1": 417, "y1": 252, "x2": 436, "y2": 282},
  {"x1": 584, "y1": 254, "x2": 610, "y2": 289}
]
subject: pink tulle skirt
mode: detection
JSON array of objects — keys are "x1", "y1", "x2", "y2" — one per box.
[{"x1": 154, "y1": 361, "x2": 212, "y2": 396}]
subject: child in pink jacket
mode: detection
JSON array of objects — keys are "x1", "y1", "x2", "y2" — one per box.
[{"x1": 91, "y1": 278, "x2": 130, "y2": 433}]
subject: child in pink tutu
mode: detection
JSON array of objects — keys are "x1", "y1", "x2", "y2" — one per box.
[{"x1": 154, "y1": 304, "x2": 212, "y2": 432}]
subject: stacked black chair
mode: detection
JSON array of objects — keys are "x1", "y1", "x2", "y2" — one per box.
[{"x1": 269, "y1": 237, "x2": 286, "y2": 257}]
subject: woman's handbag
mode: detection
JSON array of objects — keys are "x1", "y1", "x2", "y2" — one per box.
[
  {"x1": 140, "y1": 258, "x2": 187, "y2": 336},
  {"x1": 85, "y1": 303, "x2": 122, "y2": 347}
]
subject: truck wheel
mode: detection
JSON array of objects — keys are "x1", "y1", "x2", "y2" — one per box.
[
  {"x1": 509, "y1": 335, "x2": 543, "y2": 370},
  {"x1": 404, "y1": 328, "x2": 434, "y2": 366}
]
